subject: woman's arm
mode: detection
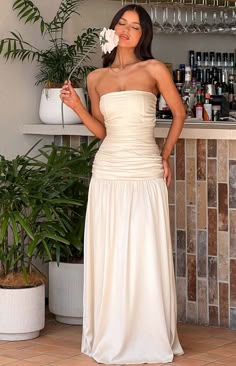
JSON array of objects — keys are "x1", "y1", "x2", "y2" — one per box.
[
  {"x1": 154, "y1": 62, "x2": 186, "y2": 159},
  {"x1": 150, "y1": 61, "x2": 186, "y2": 186},
  {"x1": 60, "y1": 70, "x2": 106, "y2": 140}
]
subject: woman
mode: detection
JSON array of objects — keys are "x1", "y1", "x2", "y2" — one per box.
[{"x1": 60, "y1": 4, "x2": 186, "y2": 364}]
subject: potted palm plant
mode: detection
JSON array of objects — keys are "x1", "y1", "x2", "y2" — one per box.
[
  {"x1": 0, "y1": 0, "x2": 99, "y2": 124},
  {"x1": 0, "y1": 139, "x2": 98, "y2": 339},
  {"x1": 47, "y1": 139, "x2": 99, "y2": 325}
]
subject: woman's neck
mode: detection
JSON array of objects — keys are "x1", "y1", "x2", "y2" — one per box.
[{"x1": 112, "y1": 48, "x2": 140, "y2": 69}]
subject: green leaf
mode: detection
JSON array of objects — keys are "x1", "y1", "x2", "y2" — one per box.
[
  {"x1": 40, "y1": 19, "x2": 45, "y2": 34},
  {"x1": 0, "y1": 40, "x2": 4, "y2": 54},
  {"x1": 0, "y1": 216, "x2": 9, "y2": 243},
  {"x1": 13, "y1": 212, "x2": 34, "y2": 240},
  {"x1": 42, "y1": 240, "x2": 52, "y2": 261},
  {"x1": 19, "y1": 8, "x2": 34, "y2": 22}
]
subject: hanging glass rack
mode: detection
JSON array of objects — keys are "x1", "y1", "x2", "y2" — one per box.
[
  {"x1": 112, "y1": 0, "x2": 236, "y2": 9},
  {"x1": 112, "y1": 0, "x2": 236, "y2": 34}
]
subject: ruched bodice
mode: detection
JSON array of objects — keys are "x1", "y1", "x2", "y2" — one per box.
[{"x1": 92, "y1": 90, "x2": 163, "y2": 180}]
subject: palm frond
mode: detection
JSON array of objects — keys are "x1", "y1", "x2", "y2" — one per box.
[
  {"x1": 0, "y1": 32, "x2": 41, "y2": 61},
  {"x1": 13, "y1": 0, "x2": 45, "y2": 34},
  {"x1": 49, "y1": 0, "x2": 83, "y2": 32}
]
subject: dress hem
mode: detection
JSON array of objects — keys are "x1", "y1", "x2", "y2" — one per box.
[{"x1": 81, "y1": 349, "x2": 185, "y2": 365}]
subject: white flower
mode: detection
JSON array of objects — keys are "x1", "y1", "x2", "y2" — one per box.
[{"x1": 99, "y1": 27, "x2": 119, "y2": 54}]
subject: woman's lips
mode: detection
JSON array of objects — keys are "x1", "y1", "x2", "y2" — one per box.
[{"x1": 120, "y1": 35, "x2": 129, "y2": 40}]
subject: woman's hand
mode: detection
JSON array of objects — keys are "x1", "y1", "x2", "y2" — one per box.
[
  {"x1": 163, "y1": 158, "x2": 171, "y2": 187},
  {"x1": 60, "y1": 81, "x2": 81, "y2": 111}
]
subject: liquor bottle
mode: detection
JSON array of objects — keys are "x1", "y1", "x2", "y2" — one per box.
[
  {"x1": 205, "y1": 69, "x2": 211, "y2": 85},
  {"x1": 215, "y1": 69, "x2": 223, "y2": 95},
  {"x1": 216, "y1": 52, "x2": 221, "y2": 67},
  {"x1": 158, "y1": 94, "x2": 173, "y2": 119},
  {"x1": 203, "y1": 52, "x2": 209, "y2": 67},
  {"x1": 203, "y1": 93, "x2": 212, "y2": 121},
  {"x1": 181, "y1": 66, "x2": 195, "y2": 117},
  {"x1": 222, "y1": 69, "x2": 229, "y2": 101},
  {"x1": 174, "y1": 69, "x2": 184, "y2": 95},
  {"x1": 229, "y1": 53, "x2": 235, "y2": 75},
  {"x1": 228, "y1": 74, "x2": 235, "y2": 110},
  {"x1": 209, "y1": 52, "x2": 215, "y2": 67},
  {"x1": 223, "y1": 53, "x2": 228, "y2": 68},
  {"x1": 189, "y1": 50, "x2": 195, "y2": 69},
  {"x1": 212, "y1": 67, "x2": 218, "y2": 84},
  {"x1": 195, "y1": 90, "x2": 203, "y2": 120},
  {"x1": 196, "y1": 52, "x2": 201, "y2": 68}
]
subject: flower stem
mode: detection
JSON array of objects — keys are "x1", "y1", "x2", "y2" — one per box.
[{"x1": 61, "y1": 42, "x2": 98, "y2": 128}]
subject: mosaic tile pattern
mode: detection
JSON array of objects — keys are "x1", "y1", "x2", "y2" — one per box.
[{"x1": 164, "y1": 138, "x2": 236, "y2": 329}]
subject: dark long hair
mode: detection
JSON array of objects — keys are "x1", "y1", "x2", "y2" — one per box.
[{"x1": 103, "y1": 4, "x2": 154, "y2": 68}]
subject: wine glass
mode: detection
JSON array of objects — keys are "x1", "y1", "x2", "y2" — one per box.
[
  {"x1": 211, "y1": 11, "x2": 218, "y2": 33},
  {"x1": 198, "y1": 11, "x2": 210, "y2": 33},
  {"x1": 151, "y1": 6, "x2": 163, "y2": 34},
  {"x1": 162, "y1": 7, "x2": 174, "y2": 33},
  {"x1": 186, "y1": 9, "x2": 200, "y2": 33},
  {"x1": 217, "y1": 10, "x2": 227, "y2": 32},
  {"x1": 229, "y1": 9, "x2": 236, "y2": 33},
  {"x1": 174, "y1": 7, "x2": 185, "y2": 33},
  {"x1": 183, "y1": 9, "x2": 189, "y2": 32}
]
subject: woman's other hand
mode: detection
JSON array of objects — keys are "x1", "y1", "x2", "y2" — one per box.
[
  {"x1": 163, "y1": 158, "x2": 171, "y2": 187},
  {"x1": 60, "y1": 81, "x2": 81, "y2": 111}
]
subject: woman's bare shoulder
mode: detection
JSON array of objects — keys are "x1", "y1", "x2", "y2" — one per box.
[
  {"x1": 144, "y1": 59, "x2": 172, "y2": 81},
  {"x1": 87, "y1": 68, "x2": 107, "y2": 84},
  {"x1": 144, "y1": 59, "x2": 169, "y2": 71}
]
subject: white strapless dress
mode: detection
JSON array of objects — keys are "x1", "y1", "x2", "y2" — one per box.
[{"x1": 81, "y1": 90, "x2": 184, "y2": 364}]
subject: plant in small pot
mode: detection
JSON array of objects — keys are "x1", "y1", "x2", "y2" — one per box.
[
  {"x1": 0, "y1": 145, "x2": 48, "y2": 341},
  {"x1": 45, "y1": 141, "x2": 98, "y2": 325},
  {"x1": 37, "y1": 139, "x2": 98, "y2": 325},
  {"x1": 0, "y1": 0, "x2": 99, "y2": 125},
  {"x1": 0, "y1": 139, "x2": 98, "y2": 340}
]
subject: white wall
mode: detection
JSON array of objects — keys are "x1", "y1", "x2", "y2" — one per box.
[{"x1": 0, "y1": 0, "x2": 235, "y2": 159}]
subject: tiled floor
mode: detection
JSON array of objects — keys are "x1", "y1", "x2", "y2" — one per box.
[{"x1": 0, "y1": 313, "x2": 236, "y2": 366}]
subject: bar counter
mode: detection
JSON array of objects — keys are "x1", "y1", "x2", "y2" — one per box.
[
  {"x1": 23, "y1": 120, "x2": 236, "y2": 140},
  {"x1": 23, "y1": 121, "x2": 236, "y2": 329}
]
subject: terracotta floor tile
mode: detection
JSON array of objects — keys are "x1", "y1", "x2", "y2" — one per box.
[
  {"x1": 49, "y1": 359, "x2": 97, "y2": 366},
  {"x1": 4, "y1": 313, "x2": 236, "y2": 366},
  {"x1": 24, "y1": 354, "x2": 63, "y2": 364},
  {"x1": 0, "y1": 343, "x2": 35, "y2": 353},
  {"x1": 24, "y1": 345, "x2": 79, "y2": 357},
  {"x1": 170, "y1": 359, "x2": 210, "y2": 365},
  {"x1": 3, "y1": 362, "x2": 41, "y2": 366},
  {"x1": 0, "y1": 351, "x2": 43, "y2": 361},
  {"x1": 0, "y1": 356, "x2": 17, "y2": 365},
  {"x1": 188, "y1": 352, "x2": 227, "y2": 362}
]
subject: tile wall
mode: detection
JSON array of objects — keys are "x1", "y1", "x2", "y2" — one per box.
[{"x1": 156, "y1": 137, "x2": 236, "y2": 330}]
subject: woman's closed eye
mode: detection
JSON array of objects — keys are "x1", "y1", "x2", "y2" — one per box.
[{"x1": 118, "y1": 21, "x2": 141, "y2": 31}]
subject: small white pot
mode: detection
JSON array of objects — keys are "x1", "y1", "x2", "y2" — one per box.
[
  {"x1": 39, "y1": 87, "x2": 86, "y2": 124},
  {"x1": 0, "y1": 284, "x2": 45, "y2": 341},
  {"x1": 49, "y1": 262, "x2": 84, "y2": 325}
]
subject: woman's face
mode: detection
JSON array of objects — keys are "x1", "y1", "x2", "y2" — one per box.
[{"x1": 114, "y1": 10, "x2": 142, "y2": 48}]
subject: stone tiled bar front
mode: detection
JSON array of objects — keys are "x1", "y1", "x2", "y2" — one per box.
[{"x1": 23, "y1": 122, "x2": 236, "y2": 329}]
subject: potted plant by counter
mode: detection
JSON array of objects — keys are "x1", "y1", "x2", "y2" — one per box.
[
  {"x1": 0, "y1": 139, "x2": 98, "y2": 339},
  {"x1": 0, "y1": 0, "x2": 99, "y2": 124},
  {"x1": 46, "y1": 139, "x2": 98, "y2": 325}
]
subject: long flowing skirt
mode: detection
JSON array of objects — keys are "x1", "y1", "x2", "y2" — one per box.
[{"x1": 81, "y1": 176, "x2": 184, "y2": 364}]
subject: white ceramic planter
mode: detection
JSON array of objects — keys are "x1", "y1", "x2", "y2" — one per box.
[
  {"x1": 0, "y1": 284, "x2": 45, "y2": 341},
  {"x1": 49, "y1": 262, "x2": 84, "y2": 325},
  {"x1": 39, "y1": 87, "x2": 86, "y2": 124}
]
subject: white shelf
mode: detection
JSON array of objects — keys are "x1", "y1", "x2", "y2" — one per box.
[
  {"x1": 22, "y1": 121, "x2": 236, "y2": 140},
  {"x1": 22, "y1": 123, "x2": 94, "y2": 137}
]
